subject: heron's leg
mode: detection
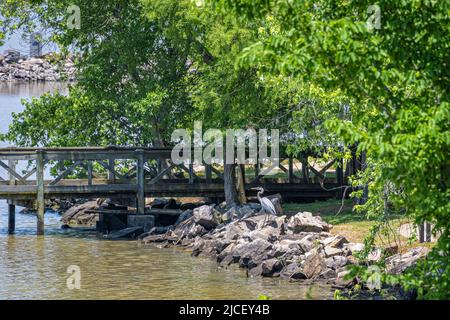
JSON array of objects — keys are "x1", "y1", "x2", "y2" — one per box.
[{"x1": 262, "y1": 213, "x2": 269, "y2": 228}]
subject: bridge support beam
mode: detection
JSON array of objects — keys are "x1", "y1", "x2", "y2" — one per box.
[
  {"x1": 36, "y1": 150, "x2": 45, "y2": 235},
  {"x1": 8, "y1": 202, "x2": 15, "y2": 234}
]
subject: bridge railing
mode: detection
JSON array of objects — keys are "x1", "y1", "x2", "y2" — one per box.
[
  {"x1": 0, "y1": 147, "x2": 345, "y2": 193},
  {"x1": 0, "y1": 147, "x2": 347, "y2": 234}
]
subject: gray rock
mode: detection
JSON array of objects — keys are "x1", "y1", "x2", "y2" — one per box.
[
  {"x1": 321, "y1": 235, "x2": 348, "y2": 248},
  {"x1": 141, "y1": 233, "x2": 170, "y2": 243},
  {"x1": 281, "y1": 262, "x2": 307, "y2": 280},
  {"x1": 298, "y1": 233, "x2": 322, "y2": 252},
  {"x1": 233, "y1": 238, "x2": 273, "y2": 268},
  {"x1": 325, "y1": 256, "x2": 349, "y2": 269},
  {"x1": 104, "y1": 226, "x2": 144, "y2": 240},
  {"x1": 223, "y1": 218, "x2": 258, "y2": 240},
  {"x1": 174, "y1": 209, "x2": 193, "y2": 226},
  {"x1": 192, "y1": 238, "x2": 219, "y2": 257},
  {"x1": 385, "y1": 247, "x2": 430, "y2": 274},
  {"x1": 171, "y1": 216, "x2": 208, "y2": 239},
  {"x1": 193, "y1": 205, "x2": 219, "y2": 230},
  {"x1": 367, "y1": 248, "x2": 382, "y2": 262},
  {"x1": 302, "y1": 251, "x2": 327, "y2": 279},
  {"x1": 261, "y1": 258, "x2": 283, "y2": 277},
  {"x1": 344, "y1": 242, "x2": 365, "y2": 254},
  {"x1": 273, "y1": 239, "x2": 302, "y2": 253},
  {"x1": 324, "y1": 246, "x2": 345, "y2": 258},
  {"x1": 286, "y1": 212, "x2": 331, "y2": 233},
  {"x1": 318, "y1": 268, "x2": 338, "y2": 280},
  {"x1": 60, "y1": 200, "x2": 99, "y2": 226},
  {"x1": 218, "y1": 242, "x2": 238, "y2": 266}
]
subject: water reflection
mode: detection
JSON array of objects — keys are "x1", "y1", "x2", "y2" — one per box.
[{"x1": 0, "y1": 81, "x2": 69, "y2": 97}]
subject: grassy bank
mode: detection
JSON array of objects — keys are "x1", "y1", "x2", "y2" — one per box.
[{"x1": 283, "y1": 199, "x2": 433, "y2": 252}]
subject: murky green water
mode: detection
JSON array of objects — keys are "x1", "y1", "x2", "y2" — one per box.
[
  {"x1": 0, "y1": 211, "x2": 334, "y2": 300},
  {"x1": 0, "y1": 236, "x2": 333, "y2": 300},
  {"x1": 0, "y1": 82, "x2": 334, "y2": 300}
]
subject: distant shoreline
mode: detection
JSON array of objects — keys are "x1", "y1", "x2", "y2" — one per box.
[{"x1": 0, "y1": 50, "x2": 76, "y2": 82}]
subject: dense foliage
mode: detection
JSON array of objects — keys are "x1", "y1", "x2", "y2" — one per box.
[
  {"x1": 209, "y1": 0, "x2": 449, "y2": 298},
  {"x1": 0, "y1": 0, "x2": 448, "y2": 298}
]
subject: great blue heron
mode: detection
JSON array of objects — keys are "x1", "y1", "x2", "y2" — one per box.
[{"x1": 251, "y1": 187, "x2": 277, "y2": 226}]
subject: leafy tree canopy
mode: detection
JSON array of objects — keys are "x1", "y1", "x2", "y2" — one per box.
[{"x1": 209, "y1": 0, "x2": 450, "y2": 298}]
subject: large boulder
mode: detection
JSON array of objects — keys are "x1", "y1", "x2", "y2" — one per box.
[
  {"x1": 193, "y1": 205, "x2": 220, "y2": 230},
  {"x1": 324, "y1": 246, "x2": 345, "y2": 258},
  {"x1": 4, "y1": 49, "x2": 22, "y2": 63},
  {"x1": 217, "y1": 242, "x2": 238, "y2": 266},
  {"x1": 233, "y1": 238, "x2": 273, "y2": 268},
  {"x1": 344, "y1": 242, "x2": 365, "y2": 255},
  {"x1": 171, "y1": 216, "x2": 208, "y2": 239},
  {"x1": 244, "y1": 216, "x2": 285, "y2": 242},
  {"x1": 281, "y1": 262, "x2": 307, "y2": 280},
  {"x1": 221, "y1": 218, "x2": 258, "y2": 240},
  {"x1": 174, "y1": 209, "x2": 193, "y2": 226},
  {"x1": 260, "y1": 258, "x2": 283, "y2": 277},
  {"x1": 286, "y1": 212, "x2": 331, "y2": 233},
  {"x1": 386, "y1": 247, "x2": 430, "y2": 274},
  {"x1": 325, "y1": 256, "x2": 349, "y2": 270},
  {"x1": 321, "y1": 235, "x2": 348, "y2": 248},
  {"x1": 60, "y1": 200, "x2": 99, "y2": 227},
  {"x1": 301, "y1": 250, "x2": 327, "y2": 279}
]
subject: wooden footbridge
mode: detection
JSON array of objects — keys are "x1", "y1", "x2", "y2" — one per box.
[{"x1": 0, "y1": 147, "x2": 349, "y2": 235}]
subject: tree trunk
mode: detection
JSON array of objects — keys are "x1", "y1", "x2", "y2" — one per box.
[
  {"x1": 224, "y1": 163, "x2": 239, "y2": 209},
  {"x1": 237, "y1": 164, "x2": 247, "y2": 204}
]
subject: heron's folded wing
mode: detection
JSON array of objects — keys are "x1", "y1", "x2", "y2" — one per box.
[{"x1": 261, "y1": 197, "x2": 277, "y2": 215}]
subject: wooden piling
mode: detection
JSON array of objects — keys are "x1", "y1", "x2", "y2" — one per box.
[
  {"x1": 136, "y1": 149, "x2": 145, "y2": 215},
  {"x1": 205, "y1": 164, "x2": 212, "y2": 184},
  {"x1": 8, "y1": 159, "x2": 16, "y2": 234},
  {"x1": 188, "y1": 163, "x2": 194, "y2": 184},
  {"x1": 36, "y1": 150, "x2": 45, "y2": 235},
  {"x1": 8, "y1": 202, "x2": 15, "y2": 234}
]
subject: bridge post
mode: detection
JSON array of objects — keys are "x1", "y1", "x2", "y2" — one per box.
[
  {"x1": 8, "y1": 160, "x2": 16, "y2": 234},
  {"x1": 8, "y1": 202, "x2": 15, "y2": 234},
  {"x1": 36, "y1": 149, "x2": 45, "y2": 235},
  {"x1": 205, "y1": 164, "x2": 212, "y2": 184},
  {"x1": 136, "y1": 149, "x2": 145, "y2": 214},
  {"x1": 188, "y1": 163, "x2": 194, "y2": 184}
]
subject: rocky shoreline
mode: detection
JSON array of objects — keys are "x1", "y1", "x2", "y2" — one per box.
[
  {"x1": 46, "y1": 198, "x2": 430, "y2": 295},
  {"x1": 139, "y1": 203, "x2": 430, "y2": 290},
  {"x1": 0, "y1": 50, "x2": 76, "y2": 82}
]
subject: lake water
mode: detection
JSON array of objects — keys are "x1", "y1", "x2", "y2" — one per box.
[{"x1": 0, "y1": 82, "x2": 334, "y2": 300}]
